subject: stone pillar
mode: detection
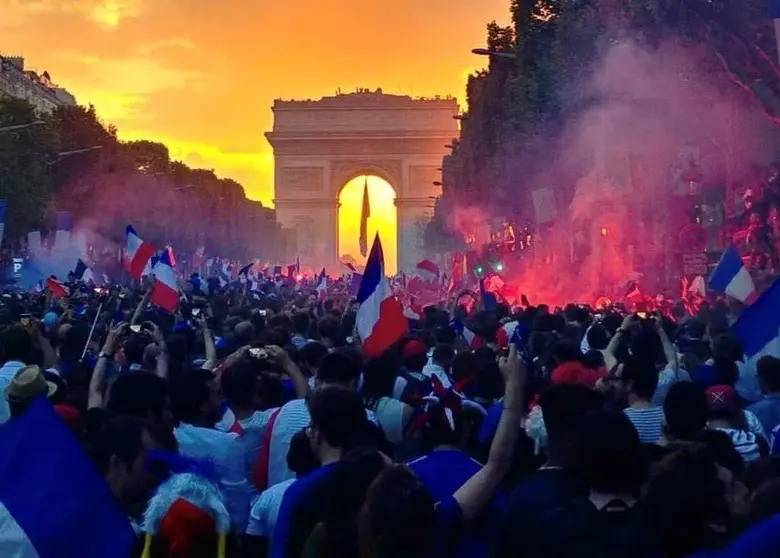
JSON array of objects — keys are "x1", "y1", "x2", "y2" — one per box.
[{"x1": 396, "y1": 197, "x2": 434, "y2": 275}]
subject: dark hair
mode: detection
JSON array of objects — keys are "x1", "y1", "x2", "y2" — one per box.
[
  {"x1": 582, "y1": 349, "x2": 605, "y2": 371},
  {"x1": 576, "y1": 411, "x2": 645, "y2": 494},
  {"x1": 292, "y1": 312, "x2": 310, "y2": 334},
  {"x1": 621, "y1": 356, "x2": 659, "y2": 400},
  {"x1": 317, "y1": 349, "x2": 361, "y2": 386},
  {"x1": 300, "y1": 341, "x2": 329, "y2": 371},
  {"x1": 318, "y1": 448, "x2": 388, "y2": 558},
  {"x1": 451, "y1": 351, "x2": 478, "y2": 384},
  {"x1": 749, "y1": 478, "x2": 780, "y2": 524},
  {"x1": 359, "y1": 464, "x2": 435, "y2": 558},
  {"x1": 0, "y1": 326, "x2": 32, "y2": 362},
  {"x1": 361, "y1": 353, "x2": 400, "y2": 407},
  {"x1": 108, "y1": 373, "x2": 169, "y2": 420},
  {"x1": 586, "y1": 324, "x2": 609, "y2": 351},
  {"x1": 757, "y1": 355, "x2": 780, "y2": 393},
  {"x1": 539, "y1": 384, "x2": 603, "y2": 437},
  {"x1": 431, "y1": 344, "x2": 455, "y2": 367},
  {"x1": 646, "y1": 444, "x2": 731, "y2": 556},
  {"x1": 663, "y1": 382, "x2": 707, "y2": 441},
  {"x1": 696, "y1": 429, "x2": 745, "y2": 476},
  {"x1": 318, "y1": 317, "x2": 340, "y2": 342},
  {"x1": 221, "y1": 360, "x2": 258, "y2": 408},
  {"x1": 308, "y1": 386, "x2": 368, "y2": 450},
  {"x1": 170, "y1": 368, "x2": 215, "y2": 424},
  {"x1": 89, "y1": 415, "x2": 146, "y2": 475},
  {"x1": 287, "y1": 429, "x2": 320, "y2": 477},
  {"x1": 552, "y1": 340, "x2": 582, "y2": 365},
  {"x1": 121, "y1": 334, "x2": 148, "y2": 366}
]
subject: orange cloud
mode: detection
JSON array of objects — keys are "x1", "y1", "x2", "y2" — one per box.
[{"x1": 2, "y1": 0, "x2": 510, "y2": 207}]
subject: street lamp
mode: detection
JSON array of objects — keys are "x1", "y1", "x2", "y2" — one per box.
[
  {"x1": 46, "y1": 145, "x2": 103, "y2": 165},
  {"x1": 471, "y1": 48, "x2": 517, "y2": 60},
  {"x1": 0, "y1": 120, "x2": 45, "y2": 133}
]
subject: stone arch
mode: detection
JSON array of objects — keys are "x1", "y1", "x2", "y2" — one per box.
[{"x1": 266, "y1": 90, "x2": 459, "y2": 273}]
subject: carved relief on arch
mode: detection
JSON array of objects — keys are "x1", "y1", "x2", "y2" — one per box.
[
  {"x1": 330, "y1": 159, "x2": 403, "y2": 196},
  {"x1": 278, "y1": 166, "x2": 324, "y2": 194}
]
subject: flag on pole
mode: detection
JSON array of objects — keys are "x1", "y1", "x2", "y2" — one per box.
[
  {"x1": 0, "y1": 399, "x2": 135, "y2": 557},
  {"x1": 46, "y1": 277, "x2": 69, "y2": 299},
  {"x1": 150, "y1": 249, "x2": 178, "y2": 313},
  {"x1": 708, "y1": 245, "x2": 757, "y2": 305},
  {"x1": 416, "y1": 259, "x2": 440, "y2": 282},
  {"x1": 356, "y1": 234, "x2": 407, "y2": 356},
  {"x1": 732, "y1": 278, "x2": 780, "y2": 360},
  {"x1": 124, "y1": 225, "x2": 154, "y2": 281},
  {"x1": 359, "y1": 179, "x2": 370, "y2": 257}
]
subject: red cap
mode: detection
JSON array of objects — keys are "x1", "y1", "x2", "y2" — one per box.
[
  {"x1": 706, "y1": 385, "x2": 739, "y2": 414},
  {"x1": 550, "y1": 362, "x2": 605, "y2": 388},
  {"x1": 402, "y1": 339, "x2": 426, "y2": 360},
  {"x1": 159, "y1": 498, "x2": 217, "y2": 558}
]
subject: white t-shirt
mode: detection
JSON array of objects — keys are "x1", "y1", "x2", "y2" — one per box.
[{"x1": 246, "y1": 478, "x2": 296, "y2": 541}]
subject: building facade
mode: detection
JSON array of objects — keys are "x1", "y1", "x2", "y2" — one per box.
[
  {"x1": 0, "y1": 55, "x2": 76, "y2": 113},
  {"x1": 266, "y1": 89, "x2": 459, "y2": 274}
]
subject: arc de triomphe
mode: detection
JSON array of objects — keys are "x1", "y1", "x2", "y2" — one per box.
[{"x1": 265, "y1": 90, "x2": 459, "y2": 274}]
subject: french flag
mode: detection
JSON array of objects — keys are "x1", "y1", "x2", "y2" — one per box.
[
  {"x1": 356, "y1": 235, "x2": 408, "y2": 357},
  {"x1": 733, "y1": 278, "x2": 780, "y2": 361},
  {"x1": 124, "y1": 225, "x2": 154, "y2": 281},
  {"x1": 0, "y1": 399, "x2": 135, "y2": 557},
  {"x1": 150, "y1": 248, "x2": 178, "y2": 313},
  {"x1": 450, "y1": 319, "x2": 481, "y2": 349},
  {"x1": 46, "y1": 277, "x2": 69, "y2": 299},
  {"x1": 315, "y1": 268, "x2": 328, "y2": 301},
  {"x1": 708, "y1": 245, "x2": 757, "y2": 305}
]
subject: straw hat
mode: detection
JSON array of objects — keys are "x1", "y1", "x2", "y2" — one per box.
[{"x1": 4, "y1": 365, "x2": 57, "y2": 402}]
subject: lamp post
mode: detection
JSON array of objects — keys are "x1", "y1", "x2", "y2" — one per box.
[{"x1": 0, "y1": 120, "x2": 45, "y2": 133}]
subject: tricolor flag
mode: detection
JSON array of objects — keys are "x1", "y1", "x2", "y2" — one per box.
[
  {"x1": 733, "y1": 278, "x2": 780, "y2": 361},
  {"x1": 315, "y1": 268, "x2": 327, "y2": 301},
  {"x1": 356, "y1": 235, "x2": 407, "y2": 356},
  {"x1": 150, "y1": 249, "x2": 178, "y2": 313},
  {"x1": 0, "y1": 399, "x2": 135, "y2": 557},
  {"x1": 415, "y1": 259, "x2": 440, "y2": 282},
  {"x1": 450, "y1": 318, "x2": 481, "y2": 349},
  {"x1": 73, "y1": 258, "x2": 95, "y2": 284},
  {"x1": 46, "y1": 277, "x2": 69, "y2": 299},
  {"x1": 124, "y1": 225, "x2": 154, "y2": 281},
  {"x1": 708, "y1": 245, "x2": 757, "y2": 305},
  {"x1": 480, "y1": 277, "x2": 498, "y2": 311}
]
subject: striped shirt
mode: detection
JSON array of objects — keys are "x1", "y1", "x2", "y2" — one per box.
[{"x1": 624, "y1": 406, "x2": 665, "y2": 444}]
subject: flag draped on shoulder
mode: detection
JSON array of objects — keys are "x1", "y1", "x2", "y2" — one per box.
[
  {"x1": 124, "y1": 225, "x2": 154, "y2": 281},
  {"x1": 708, "y1": 245, "x2": 757, "y2": 305},
  {"x1": 356, "y1": 235, "x2": 407, "y2": 356},
  {"x1": 150, "y1": 248, "x2": 178, "y2": 313},
  {"x1": 416, "y1": 259, "x2": 439, "y2": 282},
  {"x1": 0, "y1": 398, "x2": 135, "y2": 557}
]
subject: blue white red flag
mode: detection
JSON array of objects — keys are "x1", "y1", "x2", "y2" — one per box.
[
  {"x1": 0, "y1": 398, "x2": 134, "y2": 557},
  {"x1": 356, "y1": 235, "x2": 407, "y2": 356},
  {"x1": 150, "y1": 248, "x2": 178, "y2": 312},
  {"x1": 708, "y1": 246, "x2": 757, "y2": 305},
  {"x1": 124, "y1": 225, "x2": 154, "y2": 281},
  {"x1": 732, "y1": 278, "x2": 780, "y2": 360}
]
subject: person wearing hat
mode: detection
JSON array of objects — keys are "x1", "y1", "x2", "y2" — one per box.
[
  {"x1": 4, "y1": 365, "x2": 57, "y2": 420},
  {"x1": 706, "y1": 385, "x2": 767, "y2": 463}
]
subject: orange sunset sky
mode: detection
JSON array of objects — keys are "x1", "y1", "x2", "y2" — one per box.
[{"x1": 1, "y1": 0, "x2": 510, "y2": 207}]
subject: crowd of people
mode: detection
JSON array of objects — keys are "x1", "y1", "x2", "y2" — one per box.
[{"x1": 1, "y1": 276, "x2": 780, "y2": 557}]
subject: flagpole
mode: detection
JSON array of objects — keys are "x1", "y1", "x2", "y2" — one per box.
[{"x1": 80, "y1": 301, "x2": 104, "y2": 362}]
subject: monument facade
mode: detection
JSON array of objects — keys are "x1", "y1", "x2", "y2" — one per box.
[{"x1": 265, "y1": 89, "x2": 459, "y2": 274}]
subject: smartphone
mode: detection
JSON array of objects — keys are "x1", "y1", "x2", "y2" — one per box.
[
  {"x1": 636, "y1": 312, "x2": 647, "y2": 320},
  {"x1": 249, "y1": 348, "x2": 267, "y2": 359},
  {"x1": 192, "y1": 308, "x2": 201, "y2": 317},
  {"x1": 257, "y1": 309, "x2": 267, "y2": 316},
  {"x1": 93, "y1": 287, "x2": 104, "y2": 295},
  {"x1": 20, "y1": 315, "x2": 30, "y2": 326},
  {"x1": 130, "y1": 324, "x2": 142, "y2": 334}
]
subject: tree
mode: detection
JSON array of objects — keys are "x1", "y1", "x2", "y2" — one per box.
[{"x1": 0, "y1": 97, "x2": 57, "y2": 239}]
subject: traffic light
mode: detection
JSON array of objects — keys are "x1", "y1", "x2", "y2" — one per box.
[{"x1": 475, "y1": 265, "x2": 484, "y2": 276}]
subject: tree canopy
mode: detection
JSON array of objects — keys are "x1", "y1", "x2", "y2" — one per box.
[
  {"x1": 427, "y1": 0, "x2": 780, "y2": 252},
  {"x1": 0, "y1": 97, "x2": 282, "y2": 262}
]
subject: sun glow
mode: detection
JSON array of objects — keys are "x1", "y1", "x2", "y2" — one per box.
[{"x1": 338, "y1": 175, "x2": 397, "y2": 276}]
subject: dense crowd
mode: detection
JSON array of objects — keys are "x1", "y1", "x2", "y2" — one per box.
[{"x1": 1, "y1": 279, "x2": 780, "y2": 557}]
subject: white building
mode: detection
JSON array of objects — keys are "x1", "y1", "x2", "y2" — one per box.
[{"x1": 0, "y1": 55, "x2": 76, "y2": 113}]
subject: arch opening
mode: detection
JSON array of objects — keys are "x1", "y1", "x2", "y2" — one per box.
[{"x1": 338, "y1": 175, "x2": 397, "y2": 276}]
